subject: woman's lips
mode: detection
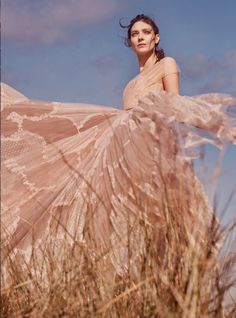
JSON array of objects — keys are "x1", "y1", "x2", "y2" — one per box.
[{"x1": 137, "y1": 43, "x2": 146, "y2": 47}]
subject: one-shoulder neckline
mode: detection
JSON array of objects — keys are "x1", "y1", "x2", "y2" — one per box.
[
  {"x1": 140, "y1": 57, "x2": 164, "y2": 74},
  {"x1": 129, "y1": 57, "x2": 165, "y2": 84}
]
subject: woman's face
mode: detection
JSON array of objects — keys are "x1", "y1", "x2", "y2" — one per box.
[{"x1": 130, "y1": 20, "x2": 159, "y2": 56}]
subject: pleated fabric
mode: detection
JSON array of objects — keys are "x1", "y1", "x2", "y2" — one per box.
[{"x1": 1, "y1": 57, "x2": 235, "y2": 275}]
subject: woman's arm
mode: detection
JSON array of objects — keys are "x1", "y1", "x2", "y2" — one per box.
[{"x1": 162, "y1": 57, "x2": 180, "y2": 94}]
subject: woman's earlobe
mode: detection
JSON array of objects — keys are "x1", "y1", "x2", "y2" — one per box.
[{"x1": 155, "y1": 35, "x2": 160, "y2": 44}]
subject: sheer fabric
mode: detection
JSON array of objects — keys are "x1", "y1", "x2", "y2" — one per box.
[{"x1": 1, "y1": 57, "x2": 235, "y2": 275}]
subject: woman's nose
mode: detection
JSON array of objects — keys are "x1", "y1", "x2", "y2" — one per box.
[{"x1": 138, "y1": 34, "x2": 143, "y2": 41}]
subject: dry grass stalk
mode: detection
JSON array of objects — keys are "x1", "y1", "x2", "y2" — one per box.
[{"x1": 1, "y1": 141, "x2": 235, "y2": 318}]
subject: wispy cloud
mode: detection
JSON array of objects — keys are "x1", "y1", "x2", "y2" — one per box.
[
  {"x1": 1, "y1": 67, "x2": 27, "y2": 87},
  {"x1": 2, "y1": 0, "x2": 122, "y2": 44},
  {"x1": 92, "y1": 53, "x2": 122, "y2": 74},
  {"x1": 181, "y1": 49, "x2": 236, "y2": 95}
]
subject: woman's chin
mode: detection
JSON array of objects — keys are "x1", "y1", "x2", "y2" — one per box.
[{"x1": 134, "y1": 46, "x2": 154, "y2": 56}]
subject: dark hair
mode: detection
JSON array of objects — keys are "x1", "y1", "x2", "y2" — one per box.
[{"x1": 119, "y1": 14, "x2": 165, "y2": 62}]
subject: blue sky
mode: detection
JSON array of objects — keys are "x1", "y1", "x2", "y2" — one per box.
[{"x1": 2, "y1": 0, "x2": 236, "y2": 222}]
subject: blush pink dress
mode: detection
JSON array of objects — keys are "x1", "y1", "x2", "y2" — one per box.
[{"x1": 1, "y1": 57, "x2": 236, "y2": 275}]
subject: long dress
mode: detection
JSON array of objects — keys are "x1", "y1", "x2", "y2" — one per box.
[{"x1": 1, "y1": 57, "x2": 236, "y2": 276}]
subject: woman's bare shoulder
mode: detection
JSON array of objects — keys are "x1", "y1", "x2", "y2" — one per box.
[
  {"x1": 161, "y1": 56, "x2": 178, "y2": 66},
  {"x1": 161, "y1": 56, "x2": 180, "y2": 76}
]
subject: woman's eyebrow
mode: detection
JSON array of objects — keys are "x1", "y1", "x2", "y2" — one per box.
[{"x1": 131, "y1": 28, "x2": 152, "y2": 33}]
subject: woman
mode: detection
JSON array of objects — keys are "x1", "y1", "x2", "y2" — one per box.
[
  {"x1": 121, "y1": 14, "x2": 180, "y2": 99},
  {"x1": 1, "y1": 15, "x2": 235, "y2": 277}
]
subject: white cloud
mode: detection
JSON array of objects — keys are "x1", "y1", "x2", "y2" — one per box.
[{"x1": 2, "y1": 0, "x2": 121, "y2": 44}]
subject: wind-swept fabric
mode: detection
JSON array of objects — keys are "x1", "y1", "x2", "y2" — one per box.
[{"x1": 1, "y1": 57, "x2": 235, "y2": 275}]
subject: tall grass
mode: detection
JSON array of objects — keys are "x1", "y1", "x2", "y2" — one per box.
[{"x1": 1, "y1": 148, "x2": 236, "y2": 318}]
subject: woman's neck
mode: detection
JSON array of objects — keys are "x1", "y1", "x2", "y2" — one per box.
[{"x1": 138, "y1": 51, "x2": 157, "y2": 72}]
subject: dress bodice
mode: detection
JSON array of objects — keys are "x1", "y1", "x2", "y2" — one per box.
[{"x1": 122, "y1": 56, "x2": 180, "y2": 110}]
